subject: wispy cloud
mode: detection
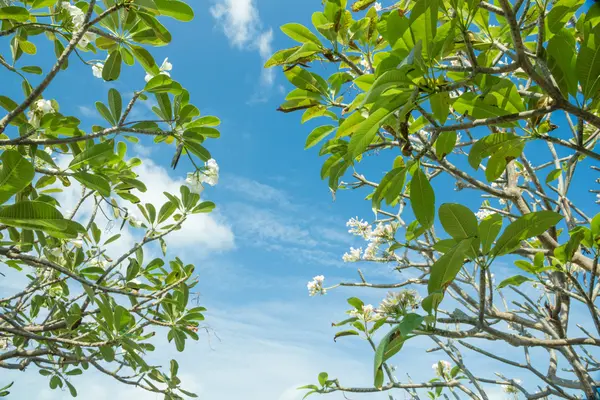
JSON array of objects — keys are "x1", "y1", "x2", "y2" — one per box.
[
  {"x1": 77, "y1": 105, "x2": 97, "y2": 118},
  {"x1": 209, "y1": 0, "x2": 275, "y2": 98}
]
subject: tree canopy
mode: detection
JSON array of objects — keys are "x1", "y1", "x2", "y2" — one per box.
[
  {"x1": 269, "y1": 0, "x2": 600, "y2": 398},
  {"x1": 0, "y1": 0, "x2": 219, "y2": 398}
]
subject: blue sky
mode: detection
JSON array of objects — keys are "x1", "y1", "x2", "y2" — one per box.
[{"x1": 2, "y1": 0, "x2": 600, "y2": 399}]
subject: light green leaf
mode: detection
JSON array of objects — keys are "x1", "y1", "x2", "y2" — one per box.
[
  {"x1": 73, "y1": 172, "x2": 111, "y2": 197},
  {"x1": 281, "y1": 23, "x2": 323, "y2": 46},
  {"x1": 0, "y1": 150, "x2": 35, "y2": 205},
  {"x1": 497, "y1": 275, "x2": 533, "y2": 289},
  {"x1": 0, "y1": 6, "x2": 30, "y2": 22},
  {"x1": 69, "y1": 140, "x2": 115, "y2": 170},
  {"x1": 0, "y1": 201, "x2": 85, "y2": 239},
  {"x1": 577, "y1": 23, "x2": 600, "y2": 99},
  {"x1": 154, "y1": 0, "x2": 194, "y2": 21},
  {"x1": 305, "y1": 125, "x2": 336, "y2": 149},
  {"x1": 434, "y1": 131, "x2": 456, "y2": 159}
]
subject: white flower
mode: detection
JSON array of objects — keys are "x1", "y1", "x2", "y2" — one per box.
[
  {"x1": 129, "y1": 278, "x2": 142, "y2": 285},
  {"x1": 49, "y1": 247, "x2": 62, "y2": 258},
  {"x1": 129, "y1": 216, "x2": 143, "y2": 228},
  {"x1": 185, "y1": 172, "x2": 205, "y2": 195},
  {"x1": 370, "y1": 223, "x2": 394, "y2": 243},
  {"x1": 342, "y1": 247, "x2": 362, "y2": 262},
  {"x1": 71, "y1": 239, "x2": 83, "y2": 248},
  {"x1": 475, "y1": 208, "x2": 494, "y2": 221},
  {"x1": 347, "y1": 217, "x2": 372, "y2": 239},
  {"x1": 379, "y1": 290, "x2": 421, "y2": 317},
  {"x1": 92, "y1": 62, "x2": 103, "y2": 78},
  {"x1": 373, "y1": 2, "x2": 382, "y2": 11},
  {"x1": 350, "y1": 304, "x2": 382, "y2": 322},
  {"x1": 79, "y1": 31, "x2": 96, "y2": 48},
  {"x1": 28, "y1": 99, "x2": 56, "y2": 127},
  {"x1": 307, "y1": 275, "x2": 326, "y2": 296},
  {"x1": 44, "y1": 147, "x2": 53, "y2": 155},
  {"x1": 363, "y1": 241, "x2": 378, "y2": 260},
  {"x1": 145, "y1": 57, "x2": 172, "y2": 82},
  {"x1": 202, "y1": 158, "x2": 219, "y2": 186},
  {"x1": 432, "y1": 360, "x2": 452, "y2": 379}
]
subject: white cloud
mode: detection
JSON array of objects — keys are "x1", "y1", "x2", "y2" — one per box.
[
  {"x1": 52, "y1": 152, "x2": 235, "y2": 260},
  {"x1": 77, "y1": 105, "x2": 96, "y2": 118},
  {"x1": 222, "y1": 175, "x2": 292, "y2": 208},
  {"x1": 209, "y1": 0, "x2": 275, "y2": 92}
]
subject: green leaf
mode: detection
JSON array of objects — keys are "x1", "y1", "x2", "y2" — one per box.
[
  {"x1": 333, "y1": 330, "x2": 359, "y2": 341},
  {"x1": 69, "y1": 140, "x2": 115, "y2": 170},
  {"x1": 102, "y1": 51, "x2": 122, "y2": 81},
  {"x1": 577, "y1": 23, "x2": 600, "y2": 99},
  {"x1": 430, "y1": 92, "x2": 450, "y2": 124},
  {"x1": 546, "y1": 0, "x2": 584, "y2": 34},
  {"x1": 0, "y1": 150, "x2": 35, "y2": 205},
  {"x1": 31, "y1": 0, "x2": 57, "y2": 8},
  {"x1": 0, "y1": 201, "x2": 85, "y2": 239},
  {"x1": 453, "y1": 92, "x2": 515, "y2": 127},
  {"x1": 492, "y1": 211, "x2": 564, "y2": 256},
  {"x1": 434, "y1": 131, "x2": 456, "y2": 159},
  {"x1": 348, "y1": 93, "x2": 411, "y2": 158},
  {"x1": 318, "y1": 372, "x2": 328, "y2": 386},
  {"x1": 409, "y1": 0, "x2": 439, "y2": 58},
  {"x1": 547, "y1": 28, "x2": 578, "y2": 97},
  {"x1": 305, "y1": 125, "x2": 335, "y2": 149},
  {"x1": 478, "y1": 213, "x2": 503, "y2": 255},
  {"x1": 410, "y1": 168, "x2": 435, "y2": 229},
  {"x1": 20, "y1": 65, "x2": 42, "y2": 74},
  {"x1": 264, "y1": 47, "x2": 301, "y2": 68},
  {"x1": 468, "y1": 132, "x2": 522, "y2": 170},
  {"x1": 497, "y1": 275, "x2": 532, "y2": 289},
  {"x1": 428, "y1": 238, "x2": 474, "y2": 294},
  {"x1": 73, "y1": 172, "x2": 111, "y2": 197},
  {"x1": 372, "y1": 167, "x2": 407, "y2": 209},
  {"x1": 130, "y1": 45, "x2": 159, "y2": 74},
  {"x1": 96, "y1": 101, "x2": 116, "y2": 125},
  {"x1": 439, "y1": 203, "x2": 478, "y2": 239},
  {"x1": 108, "y1": 88, "x2": 122, "y2": 123},
  {"x1": 546, "y1": 168, "x2": 562, "y2": 183},
  {"x1": 154, "y1": 0, "x2": 194, "y2": 21},
  {"x1": 281, "y1": 23, "x2": 323, "y2": 46},
  {"x1": 0, "y1": 6, "x2": 30, "y2": 22}
]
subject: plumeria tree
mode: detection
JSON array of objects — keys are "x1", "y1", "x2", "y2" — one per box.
[
  {"x1": 270, "y1": 0, "x2": 600, "y2": 398},
  {"x1": 0, "y1": 0, "x2": 220, "y2": 398}
]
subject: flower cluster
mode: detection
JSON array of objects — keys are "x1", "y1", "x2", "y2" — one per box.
[
  {"x1": 145, "y1": 58, "x2": 173, "y2": 83},
  {"x1": 348, "y1": 304, "x2": 382, "y2": 322},
  {"x1": 432, "y1": 360, "x2": 452, "y2": 380},
  {"x1": 27, "y1": 99, "x2": 55, "y2": 128},
  {"x1": 0, "y1": 338, "x2": 10, "y2": 350},
  {"x1": 185, "y1": 159, "x2": 220, "y2": 194},
  {"x1": 307, "y1": 275, "x2": 326, "y2": 296},
  {"x1": 342, "y1": 247, "x2": 362, "y2": 262},
  {"x1": 346, "y1": 217, "x2": 372, "y2": 239},
  {"x1": 475, "y1": 208, "x2": 495, "y2": 221},
  {"x1": 62, "y1": 2, "x2": 96, "y2": 47},
  {"x1": 379, "y1": 290, "x2": 421, "y2": 318},
  {"x1": 343, "y1": 218, "x2": 396, "y2": 262}
]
